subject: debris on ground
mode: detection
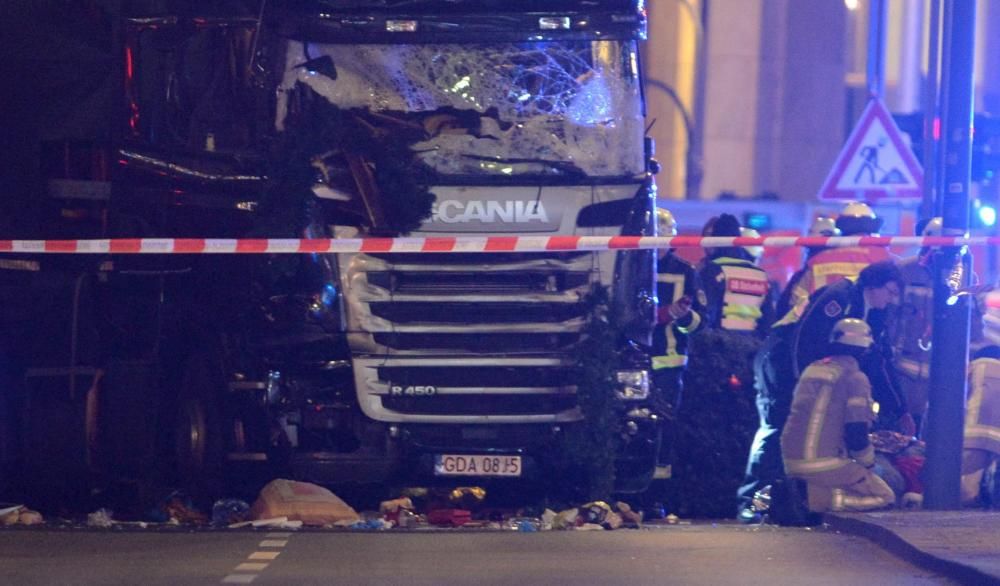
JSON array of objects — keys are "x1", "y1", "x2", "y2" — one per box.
[
  {"x1": 448, "y1": 487, "x2": 486, "y2": 510},
  {"x1": 87, "y1": 508, "x2": 115, "y2": 528},
  {"x1": 211, "y1": 499, "x2": 251, "y2": 527},
  {"x1": 427, "y1": 508, "x2": 472, "y2": 527},
  {"x1": 250, "y1": 479, "x2": 360, "y2": 527},
  {"x1": 0, "y1": 504, "x2": 44, "y2": 526}
]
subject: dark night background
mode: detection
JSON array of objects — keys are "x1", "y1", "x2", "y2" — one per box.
[{"x1": 0, "y1": 1, "x2": 260, "y2": 238}]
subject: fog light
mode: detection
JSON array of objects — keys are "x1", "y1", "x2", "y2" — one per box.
[
  {"x1": 388, "y1": 425, "x2": 401, "y2": 438},
  {"x1": 615, "y1": 370, "x2": 650, "y2": 400}
]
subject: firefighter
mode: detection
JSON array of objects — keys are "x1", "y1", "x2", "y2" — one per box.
[
  {"x1": 652, "y1": 208, "x2": 705, "y2": 412},
  {"x1": 961, "y1": 345, "x2": 1000, "y2": 504},
  {"x1": 780, "y1": 318, "x2": 896, "y2": 512},
  {"x1": 777, "y1": 202, "x2": 893, "y2": 326},
  {"x1": 698, "y1": 214, "x2": 774, "y2": 336},
  {"x1": 651, "y1": 208, "x2": 705, "y2": 480},
  {"x1": 892, "y1": 217, "x2": 941, "y2": 427},
  {"x1": 737, "y1": 260, "x2": 906, "y2": 521},
  {"x1": 892, "y1": 217, "x2": 985, "y2": 436},
  {"x1": 775, "y1": 216, "x2": 840, "y2": 319}
]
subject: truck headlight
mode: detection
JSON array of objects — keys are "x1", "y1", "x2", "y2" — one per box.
[{"x1": 615, "y1": 370, "x2": 650, "y2": 400}]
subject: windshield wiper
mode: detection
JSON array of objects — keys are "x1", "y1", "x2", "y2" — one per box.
[{"x1": 459, "y1": 155, "x2": 586, "y2": 178}]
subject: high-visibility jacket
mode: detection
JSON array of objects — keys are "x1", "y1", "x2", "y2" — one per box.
[
  {"x1": 699, "y1": 256, "x2": 773, "y2": 334},
  {"x1": 966, "y1": 357, "x2": 1000, "y2": 455},
  {"x1": 652, "y1": 253, "x2": 705, "y2": 370},
  {"x1": 777, "y1": 246, "x2": 892, "y2": 326},
  {"x1": 781, "y1": 355, "x2": 876, "y2": 476}
]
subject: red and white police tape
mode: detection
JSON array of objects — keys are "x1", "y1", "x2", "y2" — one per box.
[{"x1": 0, "y1": 235, "x2": 993, "y2": 254}]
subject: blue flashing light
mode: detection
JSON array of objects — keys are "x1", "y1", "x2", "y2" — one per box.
[{"x1": 978, "y1": 205, "x2": 997, "y2": 227}]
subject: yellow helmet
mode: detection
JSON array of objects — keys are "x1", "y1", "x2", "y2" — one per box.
[{"x1": 656, "y1": 208, "x2": 677, "y2": 237}]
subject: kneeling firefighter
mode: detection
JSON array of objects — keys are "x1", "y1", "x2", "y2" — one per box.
[{"x1": 780, "y1": 318, "x2": 895, "y2": 513}]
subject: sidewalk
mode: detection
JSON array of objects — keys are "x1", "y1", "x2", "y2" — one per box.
[{"x1": 825, "y1": 510, "x2": 1000, "y2": 585}]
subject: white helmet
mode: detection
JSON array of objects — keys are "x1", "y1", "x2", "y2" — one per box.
[
  {"x1": 656, "y1": 208, "x2": 677, "y2": 237},
  {"x1": 836, "y1": 202, "x2": 882, "y2": 236},
  {"x1": 740, "y1": 227, "x2": 763, "y2": 261},
  {"x1": 808, "y1": 216, "x2": 841, "y2": 237},
  {"x1": 829, "y1": 318, "x2": 874, "y2": 349}
]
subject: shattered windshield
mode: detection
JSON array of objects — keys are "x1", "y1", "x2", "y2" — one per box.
[{"x1": 277, "y1": 40, "x2": 645, "y2": 178}]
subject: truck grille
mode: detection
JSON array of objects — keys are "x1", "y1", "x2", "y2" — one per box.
[{"x1": 341, "y1": 250, "x2": 599, "y2": 423}]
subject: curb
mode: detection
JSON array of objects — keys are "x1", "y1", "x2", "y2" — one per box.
[{"x1": 824, "y1": 513, "x2": 1000, "y2": 586}]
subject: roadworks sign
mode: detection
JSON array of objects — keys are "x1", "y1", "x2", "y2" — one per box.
[{"x1": 818, "y1": 98, "x2": 924, "y2": 201}]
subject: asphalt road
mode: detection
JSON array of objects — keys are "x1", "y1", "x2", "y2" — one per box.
[{"x1": 0, "y1": 522, "x2": 955, "y2": 586}]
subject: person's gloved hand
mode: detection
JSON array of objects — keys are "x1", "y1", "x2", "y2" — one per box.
[{"x1": 657, "y1": 296, "x2": 692, "y2": 325}]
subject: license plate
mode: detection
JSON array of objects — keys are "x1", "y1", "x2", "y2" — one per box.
[{"x1": 434, "y1": 454, "x2": 522, "y2": 477}]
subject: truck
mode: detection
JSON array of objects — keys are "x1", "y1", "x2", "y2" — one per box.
[{"x1": 1, "y1": 0, "x2": 661, "y2": 506}]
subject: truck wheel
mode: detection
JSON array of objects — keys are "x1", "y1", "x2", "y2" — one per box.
[{"x1": 174, "y1": 355, "x2": 225, "y2": 500}]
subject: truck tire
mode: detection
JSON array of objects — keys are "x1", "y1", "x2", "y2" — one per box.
[{"x1": 174, "y1": 353, "x2": 226, "y2": 501}]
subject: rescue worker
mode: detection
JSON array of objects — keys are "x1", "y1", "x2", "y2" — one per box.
[
  {"x1": 651, "y1": 208, "x2": 705, "y2": 413},
  {"x1": 698, "y1": 214, "x2": 774, "y2": 336},
  {"x1": 737, "y1": 260, "x2": 906, "y2": 521},
  {"x1": 892, "y1": 217, "x2": 985, "y2": 436},
  {"x1": 961, "y1": 345, "x2": 1000, "y2": 505},
  {"x1": 777, "y1": 202, "x2": 892, "y2": 326},
  {"x1": 651, "y1": 208, "x2": 706, "y2": 480},
  {"x1": 775, "y1": 216, "x2": 840, "y2": 319},
  {"x1": 781, "y1": 318, "x2": 896, "y2": 513},
  {"x1": 790, "y1": 260, "x2": 910, "y2": 432}
]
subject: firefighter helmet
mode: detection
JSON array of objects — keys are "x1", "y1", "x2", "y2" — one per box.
[
  {"x1": 740, "y1": 227, "x2": 763, "y2": 261},
  {"x1": 808, "y1": 216, "x2": 841, "y2": 237},
  {"x1": 656, "y1": 208, "x2": 677, "y2": 237},
  {"x1": 836, "y1": 202, "x2": 883, "y2": 236},
  {"x1": 921, "y1": 217, "x2": 943, "y2": 237},
  {"x1": 829, "y1": 318, "x2": 874, "y2": 349}
]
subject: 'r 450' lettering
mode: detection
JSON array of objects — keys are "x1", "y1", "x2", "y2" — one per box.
[{"x1": 390, "y1": 385, "x2": 437, "y2": 396}]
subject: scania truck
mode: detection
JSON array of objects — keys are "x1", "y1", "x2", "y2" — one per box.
[{"x1": 1, "y1": 0, "x2": 661, "y2": 503}]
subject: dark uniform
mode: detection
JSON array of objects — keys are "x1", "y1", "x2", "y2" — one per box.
[
  {"x1": 651, "y1": 252, "x2": 705, "y2": 478},
  {"x1": 652, "y1": 253, "x2": 705, "y2": 411}
]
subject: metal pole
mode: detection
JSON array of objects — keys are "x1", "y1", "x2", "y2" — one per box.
[
  {"x1": 924, "y1": 0, "x2": 976, "y2": 510},
  {"x1": 921, "y1": 0, "x2": 942, "y2": 220},
  {"x1": 866, "y1": 0, "x2": 887, "y2": 98}
]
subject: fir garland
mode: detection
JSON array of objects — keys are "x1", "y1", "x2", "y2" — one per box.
[{"x1": 556, "y1": 284, "x2": 623, "y2": 503}]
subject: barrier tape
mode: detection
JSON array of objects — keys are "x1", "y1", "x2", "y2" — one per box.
[{"x1": 0, "y1": 235, "x2": 990, "y2": 254}]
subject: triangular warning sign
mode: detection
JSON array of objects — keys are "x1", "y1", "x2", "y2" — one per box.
[{"x1": 818, "y1": 98, "x2": 924, "y2": 201}]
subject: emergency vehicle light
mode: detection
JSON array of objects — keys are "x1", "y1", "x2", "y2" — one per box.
[
  {"x1": 539, "y1": 17, "x2": 571, "y2": 30},
  {"x1": 386, "y1": 20, "x2": 418, "y2": 32}
]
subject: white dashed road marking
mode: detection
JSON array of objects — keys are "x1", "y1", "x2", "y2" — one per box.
[
  {"x1": 234, "y1": 563, "x2": 269, "y2": 572},
  {"x1": 221, "y1": 531, "x2": 295, "y2": 583},
  {"x1": 248, "y1": 551, "x2": 281, "y2": 561}
]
